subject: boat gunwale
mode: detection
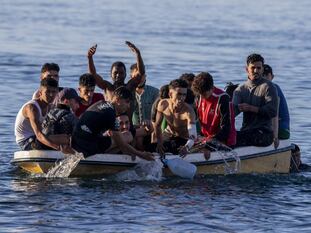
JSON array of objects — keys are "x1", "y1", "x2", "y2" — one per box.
[{"x1": 11, "y1": 145, "x2": 293, "y2": 167}]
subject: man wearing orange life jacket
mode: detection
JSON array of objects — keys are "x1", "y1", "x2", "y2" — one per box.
[{"x1": 192, "y1": 72, "x2": 236, "y2": 147}]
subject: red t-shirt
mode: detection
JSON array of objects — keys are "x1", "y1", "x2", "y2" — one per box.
[{"x1": 75, "y1": 92, "x2": 105, "y2": 117}]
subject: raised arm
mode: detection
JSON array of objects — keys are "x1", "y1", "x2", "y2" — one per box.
[
  {"x1": 87, "y1": 44, "x2": 113, "y2": 91},
  {"x1": 24, "y1": 104, "x2": 60, "y2": 150},
  {"x1": 125, "y1": 41, "x2": 145, "y2": 90}
]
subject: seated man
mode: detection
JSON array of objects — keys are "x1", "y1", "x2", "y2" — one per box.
[
  {"x1": 263, "y1": 64, "x2": 290, "y2": 140},
  {"x1": 113, "y1": 113, "x2": 153, "y2": 151},
  {"x1": 232, "y1": 54, "x2": 278, "y2": 147},
  {"x1": 75, "y1": 73, "x2": 105, "y2": 117},
  {"x1": 154, "y1": 79, "x2": 197, "y2": 156},
  {"x1": 71, "y1": 86, "x2": 154, "y2": 161},
  {"x1": 41, "y1": 88, "x2": 80, "y2": 140},
  {"x1": 191, "y1": 72, "x2": 236, "y2": 147},
  {"x1": 15, "y1": 78, "x2": 70, "y2": 151},
  {"x1": 32, "y1": 63, "x2": 61, "y2": 100},
  {"x1": 130, "y1": 63, "x2": 159, "y2": 126}
]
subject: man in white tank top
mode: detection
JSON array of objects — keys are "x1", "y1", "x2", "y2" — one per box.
[{"x1": 15, "y1": 78, "x2": 70, "y2": 151}]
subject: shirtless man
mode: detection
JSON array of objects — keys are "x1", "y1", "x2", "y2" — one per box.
[
  {"x1": 154, "y1": 79, "x2": 197, "y2": 156},
  {"x1": 87, "y1": 41, "x2": 145, "y2": 102},
  {"x1": 15, "y1": 78, "x2": 70, "y2": 151}
]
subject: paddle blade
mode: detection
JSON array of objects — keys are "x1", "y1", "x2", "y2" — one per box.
[{"x1": 165, "y1": 158, "x2": 197, "y2": 179}]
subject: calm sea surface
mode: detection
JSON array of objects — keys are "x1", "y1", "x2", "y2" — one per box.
[{"x1": 1, "y1": 0, "x2": 311, "y2": 232}]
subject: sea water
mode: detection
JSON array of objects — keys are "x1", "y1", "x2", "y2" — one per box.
[{"x1": 1, "y1": 0, "x2": 311, "y2": 232}]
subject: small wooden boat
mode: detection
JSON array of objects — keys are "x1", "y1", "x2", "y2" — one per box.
[{"x1": 12, "y1": 140, "x2": 293, "y2": 176}]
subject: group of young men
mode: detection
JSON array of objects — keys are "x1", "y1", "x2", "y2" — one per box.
[{"x1": 15, "y1": 42, "x2": 295, "y2": 167}]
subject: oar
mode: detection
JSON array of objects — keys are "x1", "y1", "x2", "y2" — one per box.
[{"x1": 161, "y1": 156, "x2": 197, "y2": 179}]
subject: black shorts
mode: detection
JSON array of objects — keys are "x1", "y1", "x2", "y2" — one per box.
[
  {"x1": 18, "y1": 136, "x2": 53, "y2": 151},
  {"x1": 71, "y1": 134, "x2": 112, "y2": 158}
]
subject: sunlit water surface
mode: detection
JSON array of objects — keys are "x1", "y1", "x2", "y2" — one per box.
[{"x1": 1, "y1": 0, "x2": 311, "y2": 232}]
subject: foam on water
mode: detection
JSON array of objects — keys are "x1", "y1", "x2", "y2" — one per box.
[{"x1": 114, "y1": 160, "x2": 163, "y2": 182}]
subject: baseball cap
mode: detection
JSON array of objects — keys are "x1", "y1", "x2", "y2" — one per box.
[{"x1": 58, "y1": 88, "x2": 81, "y2": 103}]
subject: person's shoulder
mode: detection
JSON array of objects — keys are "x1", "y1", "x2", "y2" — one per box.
[{"x1": 146, "y1": 84, "x2": 159, "y2": 92}]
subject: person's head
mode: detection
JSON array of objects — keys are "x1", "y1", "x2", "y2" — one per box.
[
  {"x1": 246, "y1": 53, "x2": 264, "y2": 81},
  {"x1": 117, "y1": 114, "x2": 130, "y2": 132},
  {"x1": 58, "y1": 88, "x2": 81, "y2": 112},
  {"x1": 111, "y1": 86, "x2": 132, "y2": 115},
  {"x1": 157, "y1": 85, "x2": 168, "y2": 99},
  {"x1": 263, "y1": 64, "x2": 274, "y2": 81},
  {"x1": 192, "y1": 72, "x2": 214, "y2": 99},
  {"x1": 290, "y1": 144, "x2": 301, "y2": 171},
  {"x1": 78, "y1": 73, "x2": 96, "y2": 103},
  {"x1": 168, "y1": 79, "x2": 188, "y2": 105},
  {"x1": 40, "y1": 63, "x2": 60, "y2": 82},
  {"x1": 39, "y1": 77, "x2": 59, "y2": 104},
  {"x1": 111, "y1": 61, "x2": 126, "y2": 84},
  {"x1": 179, "y1": 73, "x2": 195, "y2": 88}
]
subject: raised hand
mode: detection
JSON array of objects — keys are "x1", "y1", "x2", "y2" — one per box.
[
  {"x1": 87, "y1": 44, "x2": 97, "y2": 58},
  {"x1": 125, "y1": 41, "x2": 140, "y2": 54}
]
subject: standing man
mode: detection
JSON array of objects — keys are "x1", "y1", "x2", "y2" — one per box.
[
  {"x1": 192, "y1": 72, "x2": 236, "y2": 146},
  {"x1": 71, "y1": 86, "x2": 154, "y2": 161},
  {"x1": 232, "y1": 54, "x2": 278, "y2": 147}
]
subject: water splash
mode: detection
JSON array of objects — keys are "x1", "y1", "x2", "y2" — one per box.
[
  {"x1": 45, "y1": 152, "x2": 84, "y2": 178},
  {"x1": 114, "y1": 160, "x2": 163, "y2": 182}
]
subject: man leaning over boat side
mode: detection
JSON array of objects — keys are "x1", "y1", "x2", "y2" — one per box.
[
  {"x1": 71, "y1": 86, "x2": 154, "y2": 161},
  {"x1": 191, "y1": 72, "x2": 236, "y2": 148},
  {"x1": 153, "y1": 79, "x2": 197, "y2": 157},
  {"x1": 15, "y1": 78, "x2": 71, "y2": 152},
  {"x1": 232, "y1": 54, "x2": 278, "y2": 147}
]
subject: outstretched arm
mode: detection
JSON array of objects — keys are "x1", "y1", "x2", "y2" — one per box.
[{"x1": 87, "y1": 44, "x2": 113, "y2": 91}]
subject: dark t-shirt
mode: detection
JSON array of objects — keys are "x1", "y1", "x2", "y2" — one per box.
[{"x1": 74, "y1": 100, "x2": 119, "y2": 137}]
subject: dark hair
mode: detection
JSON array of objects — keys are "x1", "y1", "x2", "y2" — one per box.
[
  {"x1": 113, "y1": 86, "x2": 132, "y2": 100},
  {"x1": 179, "y1": 73, "x2": 195, "y2": 87},
  {"x1": 159, "y1": 84, "x2": 169, "y2": 99},
  {"x1": 263, "y1": 64, "x2": 273, "y2": 76},
  {"x1": 224, "y1": 82, "x2": 239, "y2": 101},
  {"x1": 246, "y1": 54, "x2": 264, "y2": 65},
  {"x1": 291, "y1": 144, "x2": 300, "y2": 153},
  {"x1": 41, "y1": 63, "x2": 60, "y2": 73},
  {"x1": 169, "y1": 79, "x2": 188, "y2": 90},
  {"x1": 185, "y1": 89, "x2": 195, "y2": 105},
  {"x1": 79, "y1": 73, "x2": 96, "y2": 87},
  {"x1": 192, "y1": 72, "x2": 214, "y2": 95},
  {"x1": 110, "y1": 61, "x2": 126, "y2": 73},
  {"x1": 40, "y1": 77, "x2": 58, "y2": 88}
]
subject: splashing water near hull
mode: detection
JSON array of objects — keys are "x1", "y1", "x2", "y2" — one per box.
[
  {"x1": 46, "y1": 152, "x2": 85, "y2": 178},
  {"x1": 114, "y1": 160, "x2": 163, "y2": 182}
]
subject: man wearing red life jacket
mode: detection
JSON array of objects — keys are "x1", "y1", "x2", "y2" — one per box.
[{"x1": 192, "y1": 72, "x2": 236, "y2": 147}]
